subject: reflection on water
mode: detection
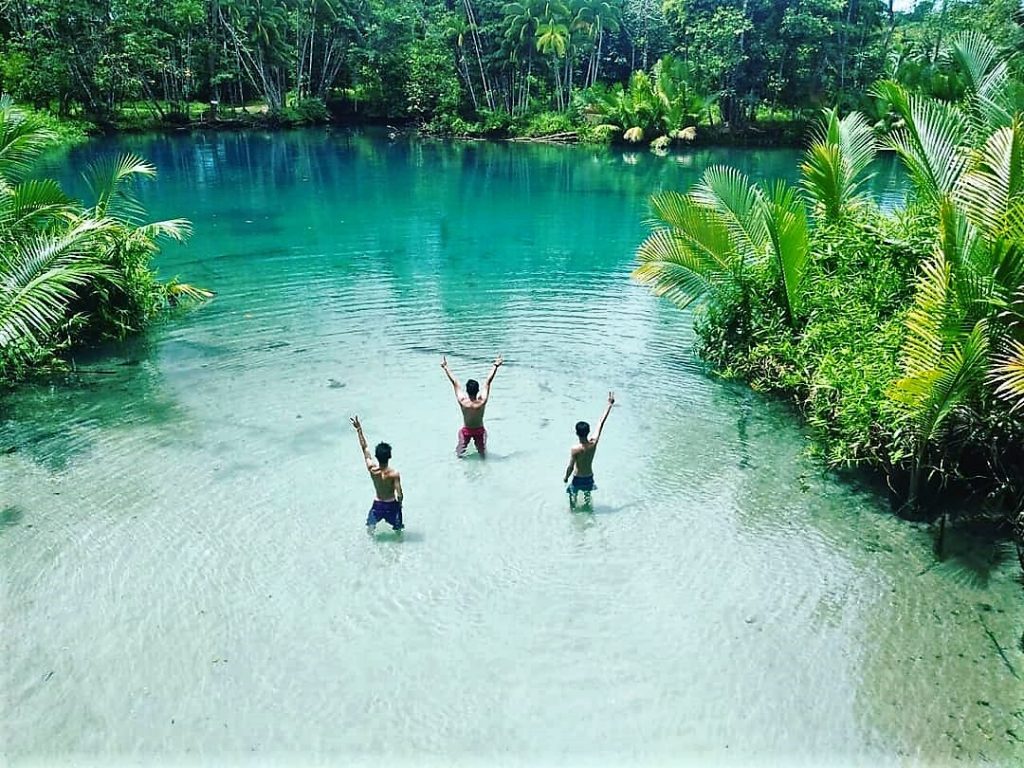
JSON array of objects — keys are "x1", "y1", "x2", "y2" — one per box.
[{"x1": 3, "y1": 129, "x2": 1020, "y2": 766}]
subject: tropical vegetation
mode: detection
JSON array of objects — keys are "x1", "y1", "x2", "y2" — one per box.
[
  {"x1": 0, "y1": 98, "x2": 204, "y2": 383},
  {"x1": 2, "y1": 0, "x2": 1021, "y2": 144},
  {"x1": 633, "y1": 31, "x2": 1024, "y2": 564}
]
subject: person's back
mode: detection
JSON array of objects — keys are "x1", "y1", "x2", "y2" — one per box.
[
  {"x1": 441, "y1": 354, "x2": 503, "y2": 456},
  {"x1": 563, "y1": 392, "x2": 615, "y2": 508},
  {"x1": 350, "y1": 416, "x2": 404, "y2": 532},
  {"x1": 572, "y1": 439, "x2": 598, "y2": 477},
  {"x1": 458, "y1": 391, "x2": 487, "y2": 429},
  {"x1": 369, "y1": 463, "x2": 399, "y2": 502}
]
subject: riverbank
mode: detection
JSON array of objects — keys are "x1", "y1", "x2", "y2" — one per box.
[{"x1": 38, "y1": 99, "x2": 813, "y2": 149}]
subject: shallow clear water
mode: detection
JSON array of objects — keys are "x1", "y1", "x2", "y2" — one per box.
[{"x1": 2, "y1": 131, "x2": 1021, "y2": 767}]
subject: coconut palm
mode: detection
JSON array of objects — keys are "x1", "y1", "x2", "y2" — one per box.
[
  {"x1": 800, "y1": 108, "x2": 879, "y2": 222},
  {"x1": 634, "y1": 166, "x2": 809, "y2": 328}
]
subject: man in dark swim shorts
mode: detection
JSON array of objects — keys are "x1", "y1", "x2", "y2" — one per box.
[
  {"x1": 563, "y1": 392, "x2": 615, "y2": 509},
  {"x1": 351, "y1": 416, "x2": 404, "y2": 531}
]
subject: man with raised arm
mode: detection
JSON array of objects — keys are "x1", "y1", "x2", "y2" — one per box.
[
  {"x1": 350, "y1": 416, "x2": 404, "y2": 532},
  {"x1": 563, "y1": 392, "x2": 615, "y2": 509},
  {"x1": 441, "y1": 354, "x2": 503, "y2": 457}
]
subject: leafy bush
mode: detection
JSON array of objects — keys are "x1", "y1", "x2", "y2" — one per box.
[
  {"x1": 293, "y1": 98, "x2": 330, "y2": 125},
  {"x1": 0, "y1": 98, "x2": 202, "y2": 384},
  {"x1": 697, "y1": 213, "x2": 919, "y2": 468},
  {"x1": 516, "y1": 110, "x2": 576, "y2": 136}
]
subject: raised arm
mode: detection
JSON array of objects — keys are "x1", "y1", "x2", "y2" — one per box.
[
  {"x1": 441, "y1": 356, "x2": 461, "y2": 393},
  {"x1": 350, "y1": 416, "x2": 374, "y2": 471},
  {"x1": 593, "y1": 391, "x2": 615, "y2": 444},
  {"x1": 482, "y1": 354, "x2": 503, "y2": 398}
]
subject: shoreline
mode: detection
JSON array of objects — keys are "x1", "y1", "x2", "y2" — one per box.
[{"x1": 61, "y1": 110, "x2": 815, "y2": 150}]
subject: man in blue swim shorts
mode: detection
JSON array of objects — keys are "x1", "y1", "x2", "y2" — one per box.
[
  {"x1": 563, "y1": 392, "x2": 615, "y2": 509},
  {"x1": 351, "y1": 415, "x2": 404, "y2": 532}
]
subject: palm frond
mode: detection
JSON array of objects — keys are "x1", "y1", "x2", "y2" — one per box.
[
  {"x1": 646, "y1": 191, "x2": 736, "y2": 275},
  {"x1": 0, "y1": 179, "x2": 76, "y2": 236},
  {"x1": 892, "y1": 316, "x2": 989, "y2": 446},
  {"x1": 635, "y1": 191, "x2": 740, "y2": 309},
  {"x1": 0, "y1": 219, "x2": 117, "y2": 347},
  {"x1": 991, "y1": 337, "x2": 1024, "y2": 411},
  {"x1": 764, "y1": 181, "x2": 810, "y2": 324},
  {"x1": 0, "y1": 99, "x2": 57, "y2": 185},
  {"x1": 956, "y1": 121, "x2": 1024, "y2": 236},
  {"x1": 633, "y1": 230, "x2": 718, "y2": 309},
  {"x1": 84, "y1": 153, "x2": 157, "y2": 221},
  {"x1": 872, "y1": 80, "x2": 969, "y2": 201},
  {"x1": 690, "y1": 165, "x2": 768, "y2": 261},
  {"x1": 801, "y1": 108, "x2": 878, "y2": 221},
  {"x1": 947, "y1": 31, "x2": 1013, "y2": 130},
  {"x1": 133, "y1": 218, "x2": 193, "y2": 243}
]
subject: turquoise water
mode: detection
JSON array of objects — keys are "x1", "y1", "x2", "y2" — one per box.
[{"x1": 1, "y1": 130, "x2": 1021, "y2": 766}]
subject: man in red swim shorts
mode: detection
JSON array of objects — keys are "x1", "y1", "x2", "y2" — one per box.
[{"x1": 441, "y1": 354, "x2": 503, "y2": 457}]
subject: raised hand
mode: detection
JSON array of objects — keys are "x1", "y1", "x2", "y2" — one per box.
[
  {"x1": 441, "y1": 356, "x2": 449, "y2": 369},
  {"x1": 608, "y1": 391, "x2": 615, "y2": 406},
  {"x1": 350, "y1": 416, "x2": 362, "y2": 431},
  {"x1": 493, "y1": 354, "x2": 504, "y2": 367}
]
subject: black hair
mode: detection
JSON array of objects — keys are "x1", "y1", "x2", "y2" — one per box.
[
  {"x1": 575, "y1": 421, "x2": 590, "y2": 441},
  {"x1": 466, "y1": 379, "x2": 480, "y2": 399},
  {"x1": 375, "y1": 442, "x2": 392, "y2": 465}
]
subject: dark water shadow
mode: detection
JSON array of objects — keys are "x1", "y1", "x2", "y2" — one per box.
[
  {"x1": 370, "y1": 530, "x2": 425, "y2": 543},
  {"x1": 0, "y1": 505, "x2": 26, "y2": 529},
  {"x1": 589, "y1": 501, "x2": 641, "y2": 516},
  {"x1": 926, "y1": 523, "x2": 1017, "y2": 590},
  {"x1": 0, "y1": 335, "x2": 189, "y2": 473},
  {"x1": 477, "y1": 450, "x2": 523, "y2": 462}
]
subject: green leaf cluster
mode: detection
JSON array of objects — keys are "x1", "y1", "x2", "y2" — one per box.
[
  {"x1": 0, "y1": 97, "x2": 202, "y2": 383},
  {"x1": 634, "y1": 32, "x2": 1024, "y2": 515}
]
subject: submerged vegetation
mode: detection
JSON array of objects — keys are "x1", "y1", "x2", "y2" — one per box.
[
  {"x1": 0, "y1": 98, "x2": 205, "y2": 384},
  {"x1": 634, "y1": 31, "x2": 1024, "y2": 562}
]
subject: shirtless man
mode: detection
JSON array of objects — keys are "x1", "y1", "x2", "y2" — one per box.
[
  {"x1": 441, "y1": 354, "x2": 503, "y2": 457},
  {"x1": 351, "y1": 416, "x2": 404, "y2": 532},
  {"x1": 563, "y1": 392, "x2": 615, "y2": 508}
]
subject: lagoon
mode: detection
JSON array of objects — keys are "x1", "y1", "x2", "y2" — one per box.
[{"x1": 1, "y1": 130, "x2": 1020, "y2": 766}]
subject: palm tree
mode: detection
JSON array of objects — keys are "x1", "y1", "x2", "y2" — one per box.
[
  {"x1": 889, "y1": 209, "x2": 992, "y2": 508},
  {"x1": 536, "y1": 18, "x2": 570, "y2": 110},
  {"x1": 585, "y1": 0, "x2": 620, "y2": 88},
  {"x1": 634, "y1": 166, "x2": 809, "y2": 328},
  {"x1": 800, "y1": 108, "x2": 879, "y2": 223},
  {"x1": 0, "y1": 99, "x2": 196, "y2": 373},
  {"x1": 881, "y1": 33, "x2": 1024, "y2": 509}
]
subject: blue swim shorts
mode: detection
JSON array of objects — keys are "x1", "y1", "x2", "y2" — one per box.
[
  {"x1": 567, "y1": 475, "x2": 596, "y2": 493},
  {"x1": 367, "y1": 499, "x2": 404, "y2": 530}
]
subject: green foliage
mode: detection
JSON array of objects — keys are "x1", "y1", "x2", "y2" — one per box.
[
  {"x1": 518, "y1": 110, "x2": 576, "y2": 135},
  {"x1": 0, "y1": 98, "x2": 198, "y2": 383},
  {"x1": 634, "y1": 164, "x2": 809, "y2": 327},
  {"x1": 580, "y1": 55, "x2": 712, "y2": 146},
  {"x1": 694, "y1": 213, "x2": 916, "y2": 468},
  {"x1": 292, "y1": 98, "x2": 330, "y2": 125},
  {"x1": 800, "y1": 108, "x2": 878, "y2": 222},
  {"x1": 636, "y1": 41, "x2": 1024, "y2": 513}
]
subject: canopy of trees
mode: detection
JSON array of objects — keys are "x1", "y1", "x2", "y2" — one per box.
[{"x1": 1, "y1": 0, "x2": 1021, "y2": 128}]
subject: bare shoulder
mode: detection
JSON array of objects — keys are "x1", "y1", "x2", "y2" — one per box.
[
  {"x1": 570, "y1": 444, "x2": 584, "y2": 455},
  {"x1": 388, "y1": 468, "x2": 400, "y2": 479}
]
